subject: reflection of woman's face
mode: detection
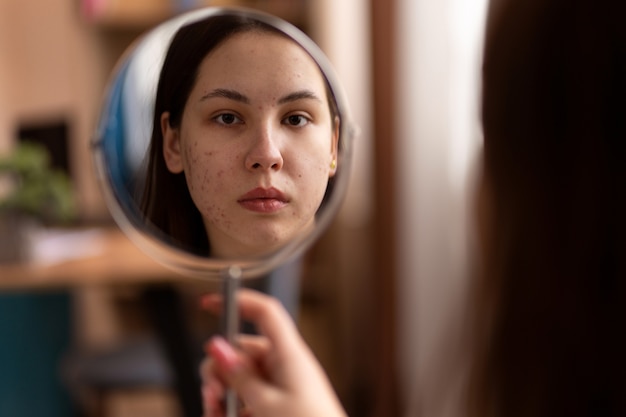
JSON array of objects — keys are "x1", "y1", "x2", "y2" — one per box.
[{"x1": 162, "y1": 31, "x2": 338, "y2": 258}]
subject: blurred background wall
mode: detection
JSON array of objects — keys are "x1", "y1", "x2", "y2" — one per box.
[
  {"x1": 0, "y1": 0, "x2": 110, "y2": 218},
  {"x1": 394, "y1": 0, "x2": 487, "y2": 416}
]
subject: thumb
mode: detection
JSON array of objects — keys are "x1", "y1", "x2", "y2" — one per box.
[{"x1": 208, "y1": 337, "x2": 279, "y2": 410}]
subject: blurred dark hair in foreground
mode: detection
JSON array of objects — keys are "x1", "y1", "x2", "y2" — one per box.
[{"x1": 468, "y1": 0, "x2": 626, "y2": 416}]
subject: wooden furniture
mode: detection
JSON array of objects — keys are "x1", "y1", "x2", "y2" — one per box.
[
  {"x1": 0, "y1": 227, "x2": 189, "y2": 291},
  {"x1": 0, "y1": 227, "x2": 206, "y2": 417}
]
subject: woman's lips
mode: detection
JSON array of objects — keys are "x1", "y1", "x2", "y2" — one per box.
[{"x1": 238, "y1": 187, "x2": 289, "y2": 213}]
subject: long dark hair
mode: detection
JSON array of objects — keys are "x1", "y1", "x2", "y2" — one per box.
[
  {"x1": 140, "y1": 13, "x2": 339, "y2": 256},
  {"x1": 469, "y1": 0, "x2": 626, "y2": 416}
]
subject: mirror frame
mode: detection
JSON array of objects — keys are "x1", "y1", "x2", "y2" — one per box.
[{"x1": 91, "y1": 6, "x2": 356, "y2": 280}]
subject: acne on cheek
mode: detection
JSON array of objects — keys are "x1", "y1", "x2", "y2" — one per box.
[
  {"x1": 186, "y1": 141, "x2": 200, "y2": 162},
  {"x1": 190, "y1": 161, "x2": 210, "y2": 193},
  {"x1": 205, "y1": 204, "x2": 233, "y2": 231},
  {"x1": 220, "y1": 213, "x2": 233, "y2": 231},
  {"x1": 199, "y1": 172, "x2": 208, "y2": 192}
]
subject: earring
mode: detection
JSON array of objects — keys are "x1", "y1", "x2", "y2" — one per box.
[{"x1": 330, "y1": 159, "x2": 337, "y2": 170}]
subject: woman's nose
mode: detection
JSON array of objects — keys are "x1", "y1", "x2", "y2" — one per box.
[{"x1": 245, "y1": 127, "x2": 284, "y2": 171}]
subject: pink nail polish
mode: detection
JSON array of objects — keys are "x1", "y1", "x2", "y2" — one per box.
[{"x1": 210, "y1": 337, "x2": 241, "y2": 373}]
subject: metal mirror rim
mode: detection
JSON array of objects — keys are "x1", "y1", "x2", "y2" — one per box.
[{"x1": 91, "y1": 6, "x2": 356, "y2": 280}]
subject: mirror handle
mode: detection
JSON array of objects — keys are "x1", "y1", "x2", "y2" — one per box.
[{"x1": 221, "y1": 266, "x2": 242, "y2": 417}]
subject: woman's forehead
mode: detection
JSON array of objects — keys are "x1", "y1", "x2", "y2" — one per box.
[
  {"x1": 195, "y1": 31, "x2": 327, "y2": 92},
  {"x1": 212, "y1": 29, "x2": 304, "y2": 57}
]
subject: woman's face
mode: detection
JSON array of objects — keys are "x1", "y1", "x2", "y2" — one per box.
[{"x1": 162, "y1": 30, "x2": 338, "y2": 258}]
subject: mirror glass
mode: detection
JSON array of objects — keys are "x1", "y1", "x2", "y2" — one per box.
[{"x1": 92, "y1": 7, "x2": 355, "y2": 280}]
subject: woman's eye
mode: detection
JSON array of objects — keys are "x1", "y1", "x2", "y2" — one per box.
[
  {"x1": 284, "y1": 114, "x2": 309, "y2": 127},
  {"x1": 214, "y1": 113, "x2": 242, "y2": 125}
]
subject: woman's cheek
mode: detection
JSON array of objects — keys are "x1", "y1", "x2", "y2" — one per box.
[
  {"x1": 191, "y1": 161, "x2": 220, "y2": 197},
  {"x1": 184, "y1": 152, "x2": 219, "y2": 206}
]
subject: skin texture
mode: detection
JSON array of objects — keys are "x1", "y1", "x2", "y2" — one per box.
[
  {"x1": 199, "y1": 290, "x2": 347, "y2": 417},
  {"x1": 162, "y1": 31, "x2": 338, "y2": 259}
]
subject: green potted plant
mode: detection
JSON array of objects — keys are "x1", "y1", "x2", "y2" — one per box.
[{"x1": 0, "y1": 142, "x2": 76, "y2": 262}]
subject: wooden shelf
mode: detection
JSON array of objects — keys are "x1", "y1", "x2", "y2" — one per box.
[
  {"x1": 81, "y1": 0, "x2": 174, "y2": 30},
  {"x1": 82, "y1": 0, "x2": 307, "y2": 31},
  {"x1": 0, "y1": 228, "x2": 189, "y2": 291}
]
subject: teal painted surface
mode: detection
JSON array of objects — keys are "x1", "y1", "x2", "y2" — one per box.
[{"x1": 0, "y1": 292, "x2": 76, "y2": 417}]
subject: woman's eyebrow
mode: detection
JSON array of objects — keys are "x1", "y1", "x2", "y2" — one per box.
[
  {"x1": 200, "y1": 88, "x2": 249, "y2": 103},
  {"x1": 278, "y1": 90, "x2": 322, "y2": 104}
]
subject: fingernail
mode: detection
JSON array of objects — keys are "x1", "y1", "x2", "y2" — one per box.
[
  {"x1": 199, "y1": 293, "x2": 220, "y2": 309},
  {"x1": 210, "y1": 336, "x2": 242, "y2": 373}
]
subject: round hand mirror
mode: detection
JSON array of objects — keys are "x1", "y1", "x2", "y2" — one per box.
[{"x1": 92, "y1": 6, "x2": 355, "y2": 281}]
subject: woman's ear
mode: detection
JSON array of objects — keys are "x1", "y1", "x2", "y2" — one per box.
[
  {"x1": 162, "y1": 112, "x2": 184, "y2": 174},
  {"x1": 329, "y1": 116, "x2": 340, "y2": 177}
]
